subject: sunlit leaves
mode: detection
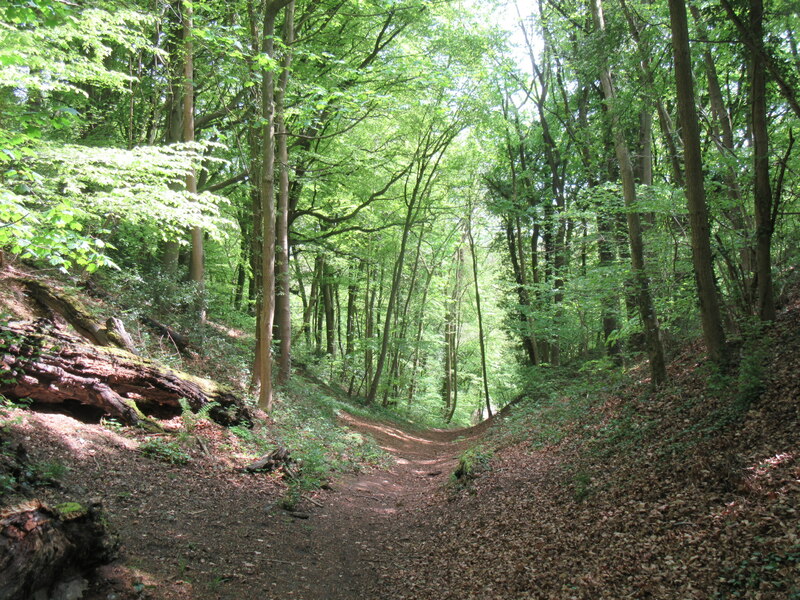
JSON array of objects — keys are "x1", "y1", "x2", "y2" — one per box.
[
  {"x1": 32, "y1": 141, "x2": 234, "y2": 241},
  {"x1": 1, "y1": 141, "x2": 234, "y2": 272},
  {"x1": 0, "y1": 7, "x2": 155, "y2": 96}
]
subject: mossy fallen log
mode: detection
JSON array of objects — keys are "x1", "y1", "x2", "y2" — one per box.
[
  {"x1": 0, "y1": 320, "x2": 253, "y2": 427},
  {"x1": 0, "y1": 499, "x2": 118, "y2": 600},
  {"x1": 16, "y1": 277, "x2": 116, "y2": 348}
]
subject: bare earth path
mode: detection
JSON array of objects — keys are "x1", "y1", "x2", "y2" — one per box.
[
  {"x1": 8, "y1": 408, "x2": 479, "y2": 600},
  {"x1": 260, "y1": 413, "x2": 478, "y2": 599}
]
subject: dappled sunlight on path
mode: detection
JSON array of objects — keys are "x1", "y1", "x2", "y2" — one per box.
[{"x1": 257, "y1": 412, "x2": 484, "y2": 600}]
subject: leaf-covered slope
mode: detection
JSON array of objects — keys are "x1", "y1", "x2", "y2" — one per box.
[{"x1": 373, "y1": 300, "x2": 800, "y2": 599}]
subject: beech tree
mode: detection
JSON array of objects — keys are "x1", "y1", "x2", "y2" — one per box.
[
  {"x1": 591, "y1": 0, "x2": 666, "y2": 385},
  {"x1": 3, "y1": 0, "x2": 799, "y2": 423},
  {"x1": 667, "y1": 0, "x2": 727, "y2": 363}
]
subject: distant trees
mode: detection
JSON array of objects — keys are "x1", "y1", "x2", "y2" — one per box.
[{"x1": 2, "y1": 0, "x2": 798, "y2": 420}]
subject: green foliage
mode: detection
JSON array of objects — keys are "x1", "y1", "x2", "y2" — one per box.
[
  {"x1": 53, "y1": 501, "x2": 85, "y2": 519},
  {"x1": 451, "y1": 446, "x2": 493, "y2": 486},
  {"x1": 0, "y1": 395, "x2": 31, "y2": 430},
  {"x1": 717, "y1": 545, "x2": 800, "y2": 599},
  {"x1": 571, "y1": 469, "x2": 593, "y2": 503},
  {"x1": 734, "y1": 319, "x2": 770, "y2": 411},
  {"x1": 0, "y1": 436, "x2": 68, "y2": 497},
  {"x1": 0, "y1": 472, "x2": 15, "y2": 495},
  {"x1": 0, "y1": 6, "x2": 153, "y2": 96},
  {"x1": 273, "y1": 400, "x2": 389, "y2": 490},
  {"x1": 32, "y1": 459, "x2": 68, "y2": 481},
  {"x1": 179, "y1": 398, "x2": 220, "y2": 432},
  {"x1": 100, "y1": 417, "x2": 125, "y2": 433},
  {"x1": 139, "y1": 438, "x2": 191, "y2": 465}
]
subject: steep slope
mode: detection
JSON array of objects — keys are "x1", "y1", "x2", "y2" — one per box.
[{"x1": 374, "y1": 301, "x2": 800, "y2": 599}]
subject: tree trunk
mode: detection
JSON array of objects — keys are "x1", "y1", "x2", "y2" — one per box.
[
  {"x1": 668, "y1": 0, "x2": 728, "y2": 363},
  {"x1": 597, "y1": 206, "x2": 621, "y2": 362},
  {"x1": 161, "y1": 0, "x2": 184, "y2": 275},
  {"x1": 0, "y1": 500, "x2": 119, "y2": 600},
  {"x1": 302, "y1": 255, "x2": 322, "y2": 346},
  {"x1": 467, "y1": 208, "x2": 492, "y2": 419},
  {"x1": 274, "y1": 2, "x2": 295, "y2": 385},
  {"x1": 442, "y1": 243, "x2": 463, "y2": 419},
  {"x1": 591, "y1": 0, "x2": 667, "y2": 386},
  {"x1": 256, "y1": 0, "x2": 290, "y2": 411},
  {"x1": 689, "y1": 3, "x2": 754, "y2": 314},
  {"x1": 184, "y1": 2, "x2": 204, "y2": 320},
  {"x1": 1, "y1": 322, "x2": 253, "y2": 426},
  {"x1": 342, "y1": 261, "x2": 361, "y2": 381},
  {"x1": 368, "y1": 219, "x2": 410, "y2": 404},
  {"x1": 748, "y1": 0, "x2": 776, "y2": 321},
  {"x1": 322, "y1": 260, "x2": 336, "y2": 357}
]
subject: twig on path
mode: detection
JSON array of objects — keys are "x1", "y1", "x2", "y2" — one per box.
[
  {"x1": 302, "y1": 494, "x2": 323, "y2": 507},
  {"x1": 262, "y1": 558, "x2": 295, "y2": 565}
]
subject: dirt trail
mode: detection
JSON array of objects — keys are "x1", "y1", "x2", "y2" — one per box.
[
  {"x1": 6, "y1": 408, "x2": 480, "y2": 600},
  {"x1": 260, "y1": 413, "x2": 479, "y2": 599}
]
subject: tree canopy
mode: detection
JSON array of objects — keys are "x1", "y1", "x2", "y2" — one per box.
[{"x1": 2, "y1": 0, "x2": 798, "y2": 423}]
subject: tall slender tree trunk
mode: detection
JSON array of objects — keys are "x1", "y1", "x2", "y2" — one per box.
[
  {"x1": 322, "y1": 260, "x2": 336, "y2": 357},
  {"x1": 256, "y1": 1, "x2": 284, "y2": 412},
  {"x1": 689, "y1": 4, "x2": 754, "y2": 314},
  {"x1": 668, "y1": 0, "x2": 728, "y2": 363},
  {"x1": 342, "y1": 261, "x2": 361, "y2": 382},
  {"x1": 367, "y1": 207, "x2": 414, "y2": 404},
  {"x1": 274, "y1": 1, "x2": 295, "y2": 384},
  {"x1": 748, "y1": 0, "x2": 776, "y2": 322},
  {"x1": 302, "y1": 255, "x2": 322, "y2": 346},
  {"x1": 442, "y1": 242, "x2": 464, "y2": 419},
  {"x1": 591, "y1": 0, "x2": 667, "y2": 386},
  {"x1": 467, "y1": 208, "x2": 492, "y2": 419},
  {"x1": 363, "y1": 261, "x2": 377, "y2": 397},
  {"x1": 161, "y1": 0, "x2": 183, "y2": 275},
  {"x1": 183, "y1": 2, "x2": 204, "y2": 321}
]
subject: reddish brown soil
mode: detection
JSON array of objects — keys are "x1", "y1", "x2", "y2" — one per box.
[{"x1": 1, "y1": 407, "x2": 479, "y2": 600}]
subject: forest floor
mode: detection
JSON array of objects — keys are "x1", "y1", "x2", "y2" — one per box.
[{"x1": 1, "y1": 402, "x2": 484, "y2": 600}]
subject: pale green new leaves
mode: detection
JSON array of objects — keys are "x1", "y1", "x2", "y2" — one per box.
[
  {"x1": 1, "y1": 141, "x2": 234, "y2": 272},
  {"x1": 33, "y1": 141, "x2": 234, "y2": 242},
  {"x1": 0, "y1": 8, "x2": 156, "y2": 95},
  {"x1": 0, "y1": 192, "x2": 114, "y2": 272}
]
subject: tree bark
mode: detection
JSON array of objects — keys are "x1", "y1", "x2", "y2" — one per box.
[
  {"x1": 0, "y1": 500, "x2": 119, "y2": 600},
  {"x1": 161, "y1": 0, "x2": 184, "y2": 275},
  {"x1": 256, "y1": 0, "x2": 292, "y2": 411},
  {"x1": 689, "y1": 3, "x2": 754, "y2": 314},
  {"x1": 668, "y1": 0, "x2": 728, "y2": 363},
  {"x1": 1, "y1": 322, "x2": 253, "y2": 426},
  {"x1": 322, "y1": 260, "x2": 336, "y2": 357},
  {"x1": 747, "y1": 0, "x2": 776, "y2": 322},
  {"x1": 467, "y1": 207, "x2": 492, "y2": 419},
  {"x1": 184, "y1": 1, "x2": 204, "y2": 319},
  {"x1": 591, "y1": 0, "x2": 667, "y2": 386},
  {"x1": 442, "y1": 242, "x2": 464, "y2": 419},
  {"x1": 274, "y1": 2, "x2": 295, "y2": 385}
]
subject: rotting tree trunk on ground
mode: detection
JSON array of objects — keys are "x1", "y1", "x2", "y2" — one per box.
[{"x1": 1, "y1": 321, "x2": 253, "y2": 427}]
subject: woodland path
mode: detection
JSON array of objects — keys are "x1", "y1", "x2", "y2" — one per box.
[
  {"x1": 9, "y1": 407, "x2": 482, "y2": 600},
  {"x1": 260, "y1": 413, "x2": 480, "y2": 599}
]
